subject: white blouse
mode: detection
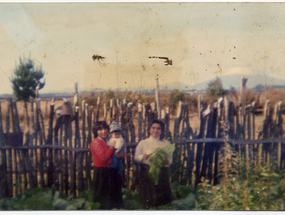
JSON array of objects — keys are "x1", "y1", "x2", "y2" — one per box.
[{"x1": 134, "y1": 136, "x2": 173, "y2": 167}]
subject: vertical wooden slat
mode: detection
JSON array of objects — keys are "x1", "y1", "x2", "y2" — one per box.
[
  {"x1": 96, "y1": 94, "x2": 101, "y2": 122},
  {"x1": 155, "y1": 80, "x2": 161, "y2": 120},
  {"x1": 11, "y1": 101, "x2": 22, "y2": 193},
  {"x1": 7, "y1": 148, "x2": 13, "y2": 197},
  {"x1": 0, "y1": 102, "x2": 8, "y2": 199},
  {"x1": 12, "y1": 148, "x2": 19, "y2": 195},
  {"x1": 87, "y1": 104, "x2": 92, "y2": 145},
  {"x1": 214, "y1": 97, "x2": 223, "y2": 185},
  {"x1": 172, "y1": 101, "x2": 183, "y2": 183},
  {"x1": 53, "y1": 100, "x2": 60, "y2": 190},
  {"x1": 138, "y1": 103, "x2": 143, "y2": 141},
  {"x1": 195, "y1": 104, "x2": 211, "y2": 187},
  {"x1": 59, "y1": 147, "x2": 64, "y2": 194},
  {"x1": 103, "y1": 103, "x2": 107, "y2": 122},
  {"x1": 14, "y1": 100, "x2": 24, "y2": 192},
  {"x1": 85, "y1": 103, "x2": 92, "y2": 189},
  {"x1": 74, "y1": 106, "x2": 81, "y2": 148},
  {"x1": 201, "y1": 104, "x2": 217, "y2": 184},
  {"x1": 186, "y1": 142, "x2": 194, "y2": 185},
  {"x1": 30, "y1": 99, "x2": 38, "y2": 188},
  {"x1": 63, "y1": 115, "x2": 69, "y2": 195},
  {"x1": 262, "y1": 100, "x2": 271, "y2": 166},
  {"x1": 164, "y1": 107, "x2": 171, "y2": 140},
  {"x1": 36, "y1": 99, "x2": 45, "y2": 188},
  {"x1": 173, "y1": 101, "x2": 183, "y2": 141},
  {"x1": 47, "y1": 98, "x2": 55, "y2": 188},
  {"x1": 142, "y1": 104, "x2": 146, "y2": 139},
  {"x1": 275, "y1": 102, "x2": 283, "y2": 169},
  {"x1": 70, "y1": 150, "x2": 76, "y2": 197},
  {"x1": 9, "y1": 99, "x2": 16, "y2": 134},
  {"x1": 5, "y1": 101, "x2": 13, "y2": 196},
  {"x1": 77, "y1": 151, "x2": 84, "y2": 193},
  {"x1": 82, "y1": 100, "x2": 86, "y2": 148},
  {"x1": 6, "y1": 99, "x2": 10, "y2": 134},
  {"x1": 46, "y1": 100, "x2": 49, "y2": 118},
  {"x1": 109, "y1": 99, "x2": 113, "y2": 124},
  {"x1": 127, "y1": 102, "x2": 136, "y2": 143},
  {"x1": 66, "y1": 111, "x2": 73, "y2": 194},
  {"x1": 198, "y1": 94, "x2": 201, "y2": 122},
  {"x1": 75, "y1": 104, "x2": 84, "y2": 192},
  {"x1": 13, "y1": 101, "x2": 21, "y2": 133}
]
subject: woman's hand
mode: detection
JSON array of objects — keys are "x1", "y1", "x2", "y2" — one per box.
[
  {"x1": 115, "y1": 149, "x2": 124, "y2": 159},
  {"x1": 110, "y1": 141, "x2": 116, "y2": 150},
  {"x1": 143, "y1": 154, "x2": 150, "y2": 160}
]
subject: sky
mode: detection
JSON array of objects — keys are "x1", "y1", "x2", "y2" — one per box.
[{"x1": 1, "y1": 2, "x2": 285, "y2": 94}]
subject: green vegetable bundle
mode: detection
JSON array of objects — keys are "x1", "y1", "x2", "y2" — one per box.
[{"x1": 148, "y1": 143, "x2": 175, "y2": 185}]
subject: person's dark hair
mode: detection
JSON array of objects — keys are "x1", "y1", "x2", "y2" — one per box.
[
  {"x1": 92, "y1": 121, "x2": 109, "y2": 138},
  {"x1": 148, "y1": 119, "x2": 165, "y2": 140}
]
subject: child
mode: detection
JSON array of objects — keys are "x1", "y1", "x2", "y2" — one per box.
[{"x1": 107, "y1": 121, "x2": 125, "y2": 175}]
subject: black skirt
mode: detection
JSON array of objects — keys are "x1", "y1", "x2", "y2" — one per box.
[
  {"x1": 93, "y1": 166, "x2": 123, "y2": 209},
  {"x1": 138, "y1": 164, "x2": 172, "y2": 209}
]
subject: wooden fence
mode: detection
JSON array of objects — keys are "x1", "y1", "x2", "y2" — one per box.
[{"x1": 0, "y1": 88, "x2": 285, "y2": 199}]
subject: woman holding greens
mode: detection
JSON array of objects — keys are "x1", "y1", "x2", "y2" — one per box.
[{"x1": 134, "y1": 119, "x2": 173, "y2": 209}]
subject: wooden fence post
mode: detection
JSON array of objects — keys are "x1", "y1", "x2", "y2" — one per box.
[
  {"x1": 173, "y1": 101, "x2": 183, "y2": 141},
  {"x1": 103, "y1": 103, "x2": 107, "y2": 122},
  {"x1": 85, "y1": 103, "x2": 92, "y2": 190},
  {"x1": 171, "y1": 101, "x2": 183, "y2": 183},
  {"x1": 195, "y1": 104, "x2": 209, "y2": 188},
  {"x1": 6, "y1": 100, "x2": 13, "y2": 196},
  {"x1": 109, "y1": 99, "x2": 113, "y2": 124},
  {"x1": 164, "y1": 107, "x2": 171, "y2": 140},
  {"x1": 128, "y1": 102, "x2": 136, "y2": 144},
  {"x1": 138, "y1": 103, "x2": 143, "y2": 141},
  {"x1": 213, "y1": 97, "x2": 223, "y2": 185},
  {"x1": 29, "y1": 98, "x2": 37, "y2": 188},
  {"x1": 96, "y1": 94, "x2": 101, "y2": 122},
  {"x1": 0, "y1": 102, "x2": 8, "y2": 199},
  {"x1": 200, "y1": 104, "x2": 217, "y2": 184},
  {"x1": 81, "y1": 100, "x2": 86, "y2": 148},
  {"x1": 47, "y1": 98, "x2": 55, "y2": 188},
  {"x1": 262, "y1": 100, "x2": 272, "y2": 166},
  {"x1": 274, "y1": 101, "x2": 283, "y2": 169},
  {"x1": 142, "y1": 104, "x2": 147, "y2": 139},
  {"x1": 155, "y1": 80, "x2": 161, "y2": 120}
]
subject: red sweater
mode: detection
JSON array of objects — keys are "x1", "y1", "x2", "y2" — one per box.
[{"x1": 90, "y1": 137, "x2": 114, "y2": 167}]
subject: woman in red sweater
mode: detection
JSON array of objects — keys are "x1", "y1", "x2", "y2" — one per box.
[{"x1": 90, "y1": 121, "x2": 124, "y2": 209}]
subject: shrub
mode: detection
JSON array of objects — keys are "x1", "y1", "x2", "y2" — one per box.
[
  {"x1": 0, "y1": 187, "x2": 100, "y2": 210},
  {"x1": 170, "y1": 90, "x2": 185, "y2": 114},
  {"x1": 204, "y1": 77, "x2": 225, "y2": 104}
]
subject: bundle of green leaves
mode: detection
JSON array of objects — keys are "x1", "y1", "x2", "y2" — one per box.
[{"x1": 148, "y1": 144, "x2": 175, "y2": 185}]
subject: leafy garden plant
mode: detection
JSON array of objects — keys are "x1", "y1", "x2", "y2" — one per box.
[
  {"x1": 0, "y1": 187, "x2": 99, "y2": 210},
  {"x1": 196, "y1": 142, "x2": 285, "y2": 210}
]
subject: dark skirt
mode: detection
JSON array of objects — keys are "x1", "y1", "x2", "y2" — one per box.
[
  {"x1": 93, "y1": 166, "x2": 123, "y2": 209},
  {"x1": 138, "y1": 164, "x2": 172, "y2": 209}
]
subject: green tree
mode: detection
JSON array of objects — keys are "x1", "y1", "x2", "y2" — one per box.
[
  {"x1": 206, "y1": 77, "x2": 225, "y2": 101},
  {"x1": 170, "y1": 90, "x2": 185, "y2": 113},
  {"x1": 10, "y1": 56, "x2": 45, "y2": 126}
]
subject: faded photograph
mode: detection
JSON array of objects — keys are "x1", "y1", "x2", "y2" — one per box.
[{"x1": 0, "y1": 2, "x2": 285, "y2": 210}]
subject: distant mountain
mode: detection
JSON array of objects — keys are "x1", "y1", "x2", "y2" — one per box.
[{"x1": 191, "y1": 74, "x2": 285, "y2": 91}]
